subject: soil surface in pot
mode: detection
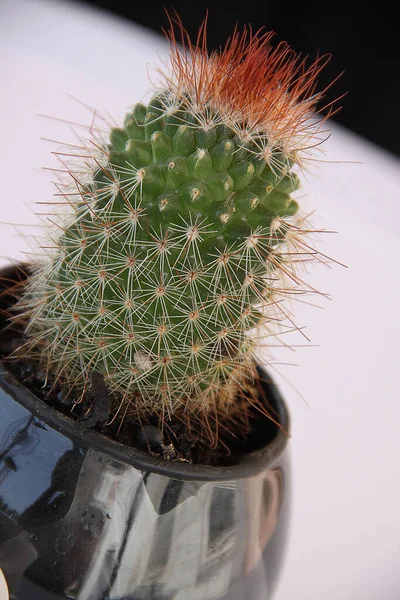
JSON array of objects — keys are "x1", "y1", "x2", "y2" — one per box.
[{"x1": 0, "y1": 270, "x2": 280, "y2": 467}]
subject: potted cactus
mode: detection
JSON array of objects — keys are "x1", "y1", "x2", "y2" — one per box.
[{"x1": 0, "y1": 16, "x2": 335, "y2": 600}]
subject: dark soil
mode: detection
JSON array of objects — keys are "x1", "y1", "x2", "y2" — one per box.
[{"x1": 0, "y1": 329, "x2": 271, "y2": 467}]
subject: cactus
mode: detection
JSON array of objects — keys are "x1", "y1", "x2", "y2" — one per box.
[{"x1": 16, "y1": 19, "x2": 334, "y2": 443}]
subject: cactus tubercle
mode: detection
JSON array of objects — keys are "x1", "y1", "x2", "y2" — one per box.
[{"x1": 14, "y1": 17, "x2": 335, "y2": 445}]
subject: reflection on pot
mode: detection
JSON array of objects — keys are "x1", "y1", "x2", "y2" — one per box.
[
  {"x1": 0, "y1": 416, "x2": 38, "y2": 484},
  {"x1": 0, "y1": 370, "x2": 290, "y2": 600}
]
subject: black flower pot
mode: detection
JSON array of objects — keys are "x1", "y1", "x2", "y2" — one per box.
[{"x1": 0, "y1": 268, "x2": 291, "y2": 600}]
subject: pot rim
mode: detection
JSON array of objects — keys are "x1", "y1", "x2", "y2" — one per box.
[
  {"x1": 0, "y1": 362, "x2": 289, "y2": 481},
  {"x1": 0, "y1": 264, "x2": 289, "y2": 481}
]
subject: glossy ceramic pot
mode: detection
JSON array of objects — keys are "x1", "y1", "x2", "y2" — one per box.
[
  {"x1": 0, "y1": 365, "x2": 290, "y2": 600},
  {"x1": 0, "y1": 271, "x2": 291, "y2": 600}
]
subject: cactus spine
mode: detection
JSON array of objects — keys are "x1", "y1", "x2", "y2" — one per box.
[{"x1": 17, "y1": 20, "x2": 332, "y2": 440}]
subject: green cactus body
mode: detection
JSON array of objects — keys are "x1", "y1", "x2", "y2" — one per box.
[
  {"x1": 23, "y1": 95, "x2": 300, "y2": 415},
  {"x1": 19, "y1": 23, "x2": 331, "y2": 434}
]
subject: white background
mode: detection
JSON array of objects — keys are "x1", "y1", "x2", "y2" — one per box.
[{"x1": 0, "y1": 1, "x2": 400, "y2": 598}]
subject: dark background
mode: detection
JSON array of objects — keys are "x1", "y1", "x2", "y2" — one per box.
[{"x1": 76, "y1": 1, "x2": 399, "y2": 156}]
